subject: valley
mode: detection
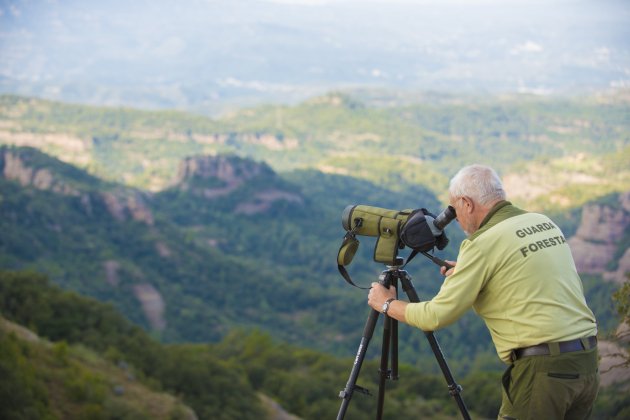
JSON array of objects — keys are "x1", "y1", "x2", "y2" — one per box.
[{"x1": 0, "y1": 91, "x2": 629, "y2": 419}]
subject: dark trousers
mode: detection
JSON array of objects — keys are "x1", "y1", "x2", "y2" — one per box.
[{"x1": 499, "y1": 347, "x2": 599, "y2": 420}]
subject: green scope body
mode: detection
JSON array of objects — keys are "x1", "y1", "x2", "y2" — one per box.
[
  {"x1": 341, "y1": 205, "x2": 416, "y2": 265},
  {"x1": 342, "y1": 205, "x2": 415, "y2": 237}
]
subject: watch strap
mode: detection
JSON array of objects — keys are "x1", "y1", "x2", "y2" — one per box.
[{"x1": 382, "y1": 298, "x2": 396, "y2": 314}]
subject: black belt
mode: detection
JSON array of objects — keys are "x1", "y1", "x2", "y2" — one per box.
[{"x1": 512, "y1": 336, "x2": 597, "y2": 361}]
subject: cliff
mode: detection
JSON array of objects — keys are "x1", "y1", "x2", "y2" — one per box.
[
  {"x1": 171, "y1": 154, "x2": 304, "y2": 215},
  {"x1": 568, "y1": 191, "x2": 630, "y2": 285},
  {"x1": 0, "y1": 146, "x2": 154, "y2": 225},
  {"x1": 567, "y1": 191, "x2": 630, "y2": 388}
]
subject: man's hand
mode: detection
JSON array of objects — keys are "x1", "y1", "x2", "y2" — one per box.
[
  {"x1": 440, "y1": 260, "x2": 457, "y2": 276},
  {"x1": 367, "y1": 282, "x2": 396, "y2": 312}
]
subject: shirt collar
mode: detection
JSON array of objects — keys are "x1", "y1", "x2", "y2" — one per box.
[{"x1": 478, "y1": 200, "x2": 512, "y2": 230}]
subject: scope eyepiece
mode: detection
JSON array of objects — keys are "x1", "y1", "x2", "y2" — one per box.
[{"x1": 433, "y1": 205, "x2": 456, "y2": 231}]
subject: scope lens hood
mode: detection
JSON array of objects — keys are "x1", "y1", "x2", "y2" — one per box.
[{"x1": 342, "y1": 205, "x2": 357, "y2": 231}]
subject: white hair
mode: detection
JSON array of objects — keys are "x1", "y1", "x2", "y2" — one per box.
[{"x1": 449, "y1": 164, "x2": 506, "y2": 206}]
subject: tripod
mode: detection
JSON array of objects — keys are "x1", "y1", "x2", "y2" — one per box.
[{"x1": 337, "y1": 263, "x2": 471, "y2": 420}]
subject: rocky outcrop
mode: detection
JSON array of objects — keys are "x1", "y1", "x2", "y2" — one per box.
[
  {"x1": 103, "y1": 260, "x2": 121, "y2": 287},
  {"x1": 240, "y1": 133, "x2": 299, "y2": 151},
  {"x1": 1, "y1": 149, "x2": 81, "y2": 196},
  {"x1": 0, "y1": 130, "x2": 90, "y2": 163},
  {"x1": 1, "y1": 147, "x2": 154, "y2": 225},
  {"x1": 598, "y1": 339, "x2": 630, "y2": 387},
  {"x1": 174, "y1": 154, "x2": 274, "y2": 189},
  {"x1": 173, "y1": 155, "x2": 304, "y2": 215},
  {"x1": 565, "y1": 193, "x2": 630, "y2": 389},
  {"x1": 103, "y1": 261, "x2": 167, "y2": 331},
  {"x1": 133, "y1": 283, "x2": 167, "y2": 332},
  {"x1": 100, "y1": 189, "x2": 154, "y2": 225},
  {"x1": 568, "y1": 191, "x2": 630, "y2": 284},
  {"x1": 603, "y1": 248, "x2": 630, "y2": 284},
  {"x1": 155, "y1": 241, "x2": 172, "y2": 258}
]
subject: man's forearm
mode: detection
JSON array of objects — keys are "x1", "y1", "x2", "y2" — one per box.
[{"x1": 385, "y1": 299, "x2": 408, "y2": 323}]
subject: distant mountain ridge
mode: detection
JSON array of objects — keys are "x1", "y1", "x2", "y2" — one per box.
[{"x1": 1, "y1": 92, "x2": 628, "y2": 214}]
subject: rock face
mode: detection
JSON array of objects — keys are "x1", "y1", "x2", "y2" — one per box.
[
  {"x1": 174, "y1": 154, "x2": 277, "y2": 189},
  {"x1": 100, "y1": 189, "x2": 154, "y2": 225},
  {"x1": 173, "y1": 155, "x2": 304, "y2": 214},
  {"x1": 2, "y1": 148, "x2": 81, "y2": 196},
  {"x1": 133, "y1": 283, "x2": 167, "y2": 332},
  {"x1": 565, "y1": 192, "x2": 630, "y2": 389},
  {"x1": 568, "y1": 191, "x2": 630, "y2": 285},
  {"x1": 598, "y1": 339, "x2": 630, "y2": 387},
  {"x1": 1, "y1": 147, "x2": 154, "y2": 225}
]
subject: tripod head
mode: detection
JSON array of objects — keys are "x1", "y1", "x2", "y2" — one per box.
[
  {"x1": 385, "y1": 257, "x2": 405, "y2": 270},
  {"x1": 378, "y1": 262, "x2": 403, "y2": 289}
]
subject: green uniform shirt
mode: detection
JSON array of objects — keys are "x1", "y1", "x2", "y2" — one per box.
[{"x1": 405, "y1": 201, "x2": 597, "y2": 363}]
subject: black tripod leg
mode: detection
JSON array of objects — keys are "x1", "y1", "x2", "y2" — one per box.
[
  {"x1": 338, "y1": 269, "x2": 398, "y2": 420},
  {"x1": 399, "y1": 271, "x2": 471, "y2": 420},
  {"x1": 424, "y1": 331, "x2": 470, "y2": 419},
  {"x1": 376, "y1": 312, "x2": 392, "y2": 420},
  {"x1": 337, "y1": 307, "x2": 380, "y2": 420},
  {"x1": 376, "y1": 276, "x2": 400, "y2": 420},
  {"x1": 391, "y1": 313, "x2": 399, "y2": 380}
]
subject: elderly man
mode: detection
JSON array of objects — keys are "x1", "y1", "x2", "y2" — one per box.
[{"x1": 369, "y1": 164, "x2": 599, "y2": 419}]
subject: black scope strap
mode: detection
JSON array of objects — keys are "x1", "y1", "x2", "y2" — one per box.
[{"x1": 337, "y1": 264, "x2": 371, "y2": 290}]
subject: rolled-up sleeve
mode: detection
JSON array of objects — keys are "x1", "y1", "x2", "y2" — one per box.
[{"x1": 405, "y1": 240, "x2": 489, "y2": 331}]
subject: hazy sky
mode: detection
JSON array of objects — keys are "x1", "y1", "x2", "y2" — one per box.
[{"x1": 0, "y1": 0, "x2": 628, "y2": 109}]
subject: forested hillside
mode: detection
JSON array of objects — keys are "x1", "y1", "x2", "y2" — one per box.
[
  {"x1": 0, "y1": 143, "x2": 626, "y2": 374},
  {"x1": 1, "y1": 92, "x2": 628, "y2": 209},
  {"x1": 0, "y1": 316, "x2": 196, "y2": 420},
  {"x1": 0, "y1": 92, "x2": 629, "y2": 418},
  {"x1": 0, "y1": 145, "x2": 463, "y2": 361},
  {"x1": 0, "y1": 270, "x2": 260, "y2": 419},
  {"x1": 2, "y1": 270, "x2": 628, "y2": 419},
  {"x1": 0, "y1": 270, "x2": 496, "y2": 419}
]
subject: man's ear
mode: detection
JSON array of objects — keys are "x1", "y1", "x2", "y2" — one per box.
[{"x1": 462, "y1": 196, "x2": 474, "y2": 214}]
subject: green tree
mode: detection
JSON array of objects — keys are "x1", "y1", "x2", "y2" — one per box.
[{"x1": 0, "y1": 331, "x2": 52, "y2": 420}]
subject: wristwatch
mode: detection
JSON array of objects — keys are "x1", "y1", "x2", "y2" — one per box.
[{"x1": 381, "y1": 298, "x2": 396, "y2": 315}]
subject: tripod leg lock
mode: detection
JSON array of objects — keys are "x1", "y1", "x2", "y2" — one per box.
[
  {"x1": 378, "y1": 368, "x2": 399, "y2": 381},
  {"x1": 448, "y1": 383, "x2": 463, "y2": 396},
  {"x1": 339, "y1": 385, "x2": 372, "y2": 400}
]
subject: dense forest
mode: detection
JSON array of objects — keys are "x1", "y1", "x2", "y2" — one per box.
[
  {"x1": 2, "y1": 270, "x2": 629, "y2": 419},
  {"x1": 1, "y1": 92, "x2": 629, "y2": 418}
]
